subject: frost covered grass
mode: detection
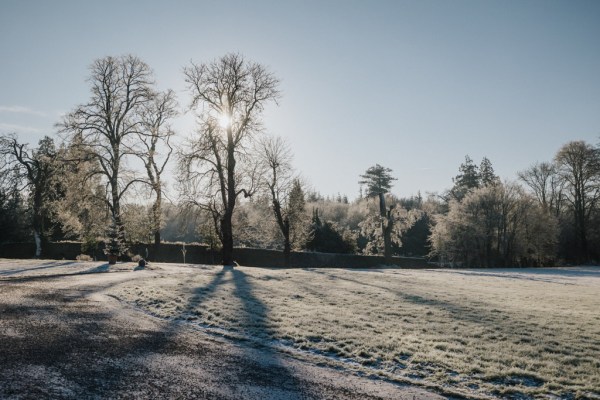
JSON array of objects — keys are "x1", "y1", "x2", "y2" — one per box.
[
  {"x1": 107, "y1": 264, "x2": 600, "y2": 399},
  {"x1": 2, "y1": 259, "x2": 597, "y2": 399}
]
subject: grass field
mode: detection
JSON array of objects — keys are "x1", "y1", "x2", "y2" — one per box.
[{"x1": 107, "y1": 264, "x2": 600, "y2": 399}]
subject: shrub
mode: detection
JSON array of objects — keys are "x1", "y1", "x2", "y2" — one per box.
[{"x1": 76, "y1": 254, "x2": 93, "y2": 262}]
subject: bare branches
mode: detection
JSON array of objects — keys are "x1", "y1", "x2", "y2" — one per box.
[
  {"x1": 179, "y1": 53, "x2": 280, "y2": 265},
  {"x1": 134, "y1": 88, "x2": 178, "y2": 244},
  {"x1": 518, "y1": 161, "x2": 564, "y2": 216},
  {"x1": 59, "y1": 55, "x2": 157, "y2": 254},
  {"x1": 183, "y1": 53, "x2": 280, "y2": 145}
]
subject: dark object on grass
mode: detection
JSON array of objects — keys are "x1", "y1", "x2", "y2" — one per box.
[
  {"x1": 107, "y1": 254, "x2": 118, "y2": 265},
  {"x1": 138, "y1": 259, "x2": 146, "y2": 268}
]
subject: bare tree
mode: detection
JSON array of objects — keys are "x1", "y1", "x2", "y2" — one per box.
[
  {"x1": 179, "y1": 53, "x2": 280, "y2": 266},
  {"x1": 138, "y1": 89, "x2": 177, "y2": 246},
  {"x1": 258, "y1": 135, "x2": 306, "y2": 267},
  {"x1": 555, "y1": 141, "x2": 600, "y2": 262},
  {"x1": 518, "y1": 161, "x2": 564, "y2": 216},
  {"x1": 60, "y1": 55, "x2": 155, "y2": 257}
]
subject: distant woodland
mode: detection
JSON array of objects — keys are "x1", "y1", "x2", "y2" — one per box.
[{"x1": 1, "y1": 54, "x2": 599, "y2": 266}]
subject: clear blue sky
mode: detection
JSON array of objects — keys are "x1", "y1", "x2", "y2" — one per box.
[{"x1": 1, "y1": 0, "x2": 599, "y2": 200}]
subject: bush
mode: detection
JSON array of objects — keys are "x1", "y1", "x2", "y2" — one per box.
[{"x1": 76, "y1": 254, "x2": 93, "y2": 262}]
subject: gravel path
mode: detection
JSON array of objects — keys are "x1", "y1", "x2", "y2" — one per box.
[{"x1": 0, "y1": 261, "x2": 447, "y2": 399}]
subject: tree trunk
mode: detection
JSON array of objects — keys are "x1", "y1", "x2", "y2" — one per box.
[
  {"x1": 110, "y1": 152, "x2": 127, "y2": 255},
  {"x1": 152, "y1": 182, "x2": 162, "y2": 246},
  {"x1": 32, "y1": 189, "x2": 44, "y2": 258},
  {"x1": 221, "y1": 214, "x2": 234, "y2": 266},
  {"x1": 283, "y1": 239, "x2": 291, "y2": 268},
  {"x1": 221, "y1": 126, "x2": 237, "y2": 267},
  {"x1": 152, "y1": 200, "x2": 161, "y2": 246},
  {"x1": 378, "y1": 192, "x2": 386, "y2": 217},
  {"x1": 283, "y1": 218, "x2": 291, "y2": 268},
  {"x1": 33, "y1": 230, "x2": 42, "y2": 258},
  {"x1": 271, "y1": 194, "x2": 291, "y2": 268},
  {"x1": 379, "y1": 193, "x2": 393, "y2": 264},
  {"x1": 383, "y1": 221, "x2": 393, "y2": 264}
]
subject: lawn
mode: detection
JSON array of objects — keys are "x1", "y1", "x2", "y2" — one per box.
[{"x1": 107, "y1": 265, "x2": 599, "y2": 399}]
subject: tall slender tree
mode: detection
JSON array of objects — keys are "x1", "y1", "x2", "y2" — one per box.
[
  {"x1": 359, "y1": 164, "x2": 398, "y2": 262},
  {"x1": 138, "y1": 89, "x2": 178, "y2": 246},
  {"x1": 479, "y1": 157, "x2": 499, "y2": 187},
  {"x1": 258, "y1": 135, "x2": 306, "y2": 267}
]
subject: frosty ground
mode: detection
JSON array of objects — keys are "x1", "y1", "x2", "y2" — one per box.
[{"x1": 0, "y1": 260, "x2": 598, "y2": 399}]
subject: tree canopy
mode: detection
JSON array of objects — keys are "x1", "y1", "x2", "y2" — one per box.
[{"x1": 359, "y1": 164, "x2": 397, "y2": 198}]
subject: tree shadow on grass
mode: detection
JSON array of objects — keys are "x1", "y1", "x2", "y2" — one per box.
[
  {"x1": 0, "y1": 260, "x2": 79, "y2": 276},
  {"x1": 121, "y1": 265, "x2": 318, "y2": 398},
  {"x1": 0, "y1": 264, "x2": 330, "y2": 398},
  {"x1": 0, "y1": 269, "x2": 229, "y2": 398},
  {"x1": 191, "y1": 266, "x2": 318, "y2": 398},
  {"x1": 184, "y1": 266, "x2": 229, "y2": 311},
  {"x1": 306, "y1": 269, "x2": 549, "y2": 339}
]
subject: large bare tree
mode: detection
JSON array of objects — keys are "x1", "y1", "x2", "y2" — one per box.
[
  {"x1": 555, "y1": 140, "x2": 600, "y2": 262},
  {"x1": 60, "y1": 55, "x2": 155, "y2": 257},
  {"x1": 518, "y1": 161, "x2": 564, "y2": 216},
  {"x1": 179, "y1": 53, "x2": 280, "y2": 266}
]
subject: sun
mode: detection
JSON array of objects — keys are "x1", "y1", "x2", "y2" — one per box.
[{"x1": 218, "y1": 113, "x2": 231, "y2": 129}]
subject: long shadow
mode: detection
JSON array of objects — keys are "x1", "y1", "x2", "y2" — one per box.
[
  {"x1": 0, "y1": 263, "x2": 124, "y2": 283},
  {"x1": 2, "y1": 263, "x2": 423, "y2": 398},
  {"x1": 306, "y1": 269, "x2": 553, "y2": 338},
  {"x1": 0, "y1": 266, "x2": 216, "y2": 398},
  {"x1": 433, "y1": 268, "x2": 600, "y2": 283},
  {"x1": 184, "y1": 266, "x2": 229, "y2": 311},
  {"x1": 230, "y1": 268, "x2": 319, "y2": 398},
  {"x1": 0, "y1": 260, "x2": 79, "y2": 276},
  {"x1": 157, "y1": 266, "x2": 320, "y2": 398}
]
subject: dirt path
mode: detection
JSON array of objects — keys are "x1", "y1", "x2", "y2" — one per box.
[{"x1": 0, "y1": 261, "x2": 447, "y2": 399}]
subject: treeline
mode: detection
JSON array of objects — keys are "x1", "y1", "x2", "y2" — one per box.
[
  {"x1": 431, "y1": 147, "x2": 600, "y2": 267},
  {"x1": 0, "y1": 53, "x2": 598, "y2": 267}
]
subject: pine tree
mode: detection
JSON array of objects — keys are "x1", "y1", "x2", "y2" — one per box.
[
  {"x1": 479, "y1": 157, "x2": 499, "y2": 187},
  {"x1": 450, "y1": 155, "x2": 480, "y2": 201},
  {"x1": 359, "y1": 164, "x2": 398, "y2": 262}
]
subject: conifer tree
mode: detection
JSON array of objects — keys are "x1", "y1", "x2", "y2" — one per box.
[{"x1": 359, "y1": 164, "x2": 398, "y2": 262}]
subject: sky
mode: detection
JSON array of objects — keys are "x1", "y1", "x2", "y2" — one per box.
[{"x1": 1, "y1": 0, "x2": 599, "y2": 200}]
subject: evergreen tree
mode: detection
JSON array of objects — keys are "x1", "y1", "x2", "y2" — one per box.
[
  {"x1": 0, "y1": 134, "x2": 61, "y2": 257},
  {"x1": 479, "y1": 157, "x2": 499, "y2": 187},
  {"x1": 359, "y1": 164, "x2": 398, "y2": 262},
  {"x1": 450, "y1": 155, "x2": 480, "y2": 201},
  {"x1": 0, "y1": 177, "x2": 28, "y2": 244},
  {"x1": 287, "y1": 179, "x2": 308, "y2": 249},
  {"x1": 306, "y1": 209, "x2": 355, "y2": 254}
]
